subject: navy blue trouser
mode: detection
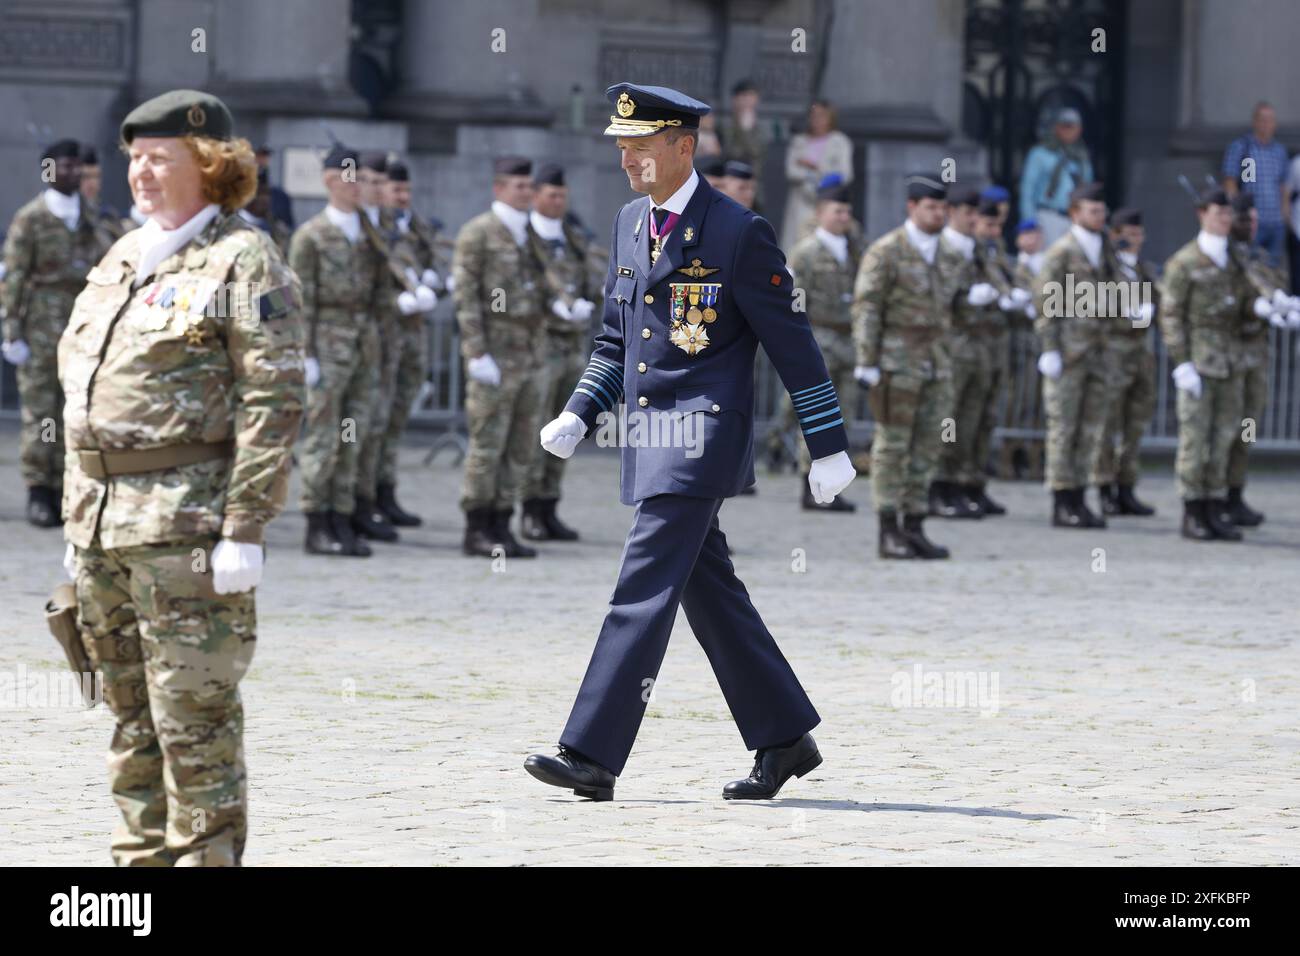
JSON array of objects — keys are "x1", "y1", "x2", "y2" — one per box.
[{"x1": 560, "y1": 493, "x2": 820, "y2": 776}]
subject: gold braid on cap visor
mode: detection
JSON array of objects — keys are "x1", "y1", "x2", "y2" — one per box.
[{"x1": 607, "y1": 116, "x2": 684, "y2": 129}]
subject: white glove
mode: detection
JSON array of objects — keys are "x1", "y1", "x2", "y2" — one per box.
[
  {"x1": 304, "y1": 357, "x2": 321, "y2": 388},
  {"x1": 1271, "y1": 288, "x2": 1291, "y2": 311},
  {"x1": 1286, "y1": 295, "x2": 1300, "y2": 313},
  {"x1": 211, "y1": 539, "x2": 263, "y2": 595},
  {"x1": 1023, "y1": 303, "x2": 1036, "y2": 319},
  {"x1": 1269, "y1": 310, "x2": 1288, "y2": 329},
  {"x1": 1010, "y1": 287, "x2": 1033, "y2": 307},
  {"x1": 853, "y1": 365, "x2": 881, "y2": 388},
  {"x1": 1131, "y1": 301, "x2": 1156, "y2": 327},
  {"x1": 1037, "y1": 350, "x2": 1063, "y2": 380},
  {"x1": 397, "y1": 290, "x2": 420, "y2": 315},
  {"x1": 540, "y1": 410, "x2": 588, "y2": 459},
  {"x1": 569, "y1": 298, "x2": 596, "y2": 322},
  {"x1": 63, "y1": 543, "x2": 77, "y2": 581},
  {"x1": 1172, "y1": 360, "x2": 1202, "y2": 398},
  {"x1": 466, "y1": 353, "x2": 501, "y2": 386},
  {"x1": 420, "y1": 268, "x2": 440, "y2": 289},
  {"x1": 2, "y1": 338, "x2": 30, "y2": 366},
  {"x1": 808, "y1": 450, "x2": 856, "y2": 505},
  {"x1": 415, "y1": 285, "x2": 437, "y2": 311},
  {"x1": 998, "y1": 294, "x2": 1015, "y2": 311},
  {"x1": 967, "y1": 282, "x2": 999, "y2": 307},
  {"x1": 444, "y1": 274, "x2": 455, "y2": 294},
  {"x1": 551, "y1": 298, "x2": 573, "y2": 322},
  {"x1": 1253, "y1": 296, "x2": 1274, "y2": 319},
  {"x1": 1288, "y1": 311, "x2": 1300, "y2": 330}
]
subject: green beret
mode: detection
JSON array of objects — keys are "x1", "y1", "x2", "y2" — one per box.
[{"x1": 120, "y1": 89, "x2": 234, "y2": 144}]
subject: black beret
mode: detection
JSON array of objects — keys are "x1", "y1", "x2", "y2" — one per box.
[
  {"x1": 731, "y1": 78, "x2": 758, "y2": 96},
  {"x1": 697, "y1": 156, "x2": 726, "y2": 178},
  {"x1": 360, "y1": 151, "x2": 389, "y2": 173},
  {"x1": 1197, "y1": 185, "x2": 1230, "y2": 209},
  {"x1": 817, "y1": 182, "x2": 851, "y2": 204},
  {"x1": 78, "y1": 144, "x2": 99, "y2": 166},
  {"x1": 1110, "y1": 206, "x2": 1142, "y2": 227},
  {"x1": 120, "y1": 89, "x2": 234, "y2": 144},
  {"x1": 1069, "y1": 182, "x2": 1106, "y2": 204},
  {"x1": 977, "y1": 197, "x2": 1002, "y2": 217},
  {"x1": 322, "y1": 144, "x2": 359, "y2": 171},
  {"x1": 905, "y1": 172, "x2": 947, "y2": 201},
  {"x1": 386, "y1": 160, "x2": 409, "y2": 182},
  {"x1": 533, "y1": 163, "x2": 565, "y2": 187},
  {"x1": 1230, "y1": 192, "x2": 1254, "y2": 214},
  {"x1": 494, "y1": 156, "x2": 532, "y2": 177},
  {"x1": 603, "y1": 83, "x2": 711, "y2": 138},
  {"x1": 723, "y1": 159, "x2": 754, "y2": 180},
  {"x1": 948, "y1": 186, "x2": 981, "y2": 208},
  {"x1": 42, "y1": 139, "x2": 81, "y2": 162}
]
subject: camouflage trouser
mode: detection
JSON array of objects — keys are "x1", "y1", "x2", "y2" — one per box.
[
  {"x1": 298, "y1": 321, "x2": 379, "y2": 514},
  {"x1": 1092, "y1": 346, "x2": 1155, "y2": 487},
  {"x1": 523, "y1": 333, "x2": 586, "y2": 501},
  {"x1": 868, "y1": 370, "x2": 952, "y2": 514},
  {"x1": 937, "y1": 349, "x2": 998, "y2": 487},
  {"x1": 1175, "y1": 373, "x2": 1242, "y2": 500},
  {"x1": 17, "y1": 332, "x2": 65, "y2": 487},
  {"x1": 460, "y1": 347, "x2": 545, "y2": 513},
  {"x1": 795, "y1": 328, "x2": 857, "y2": 473},
  {"x1": 356, "y1": 313, "x2": 401, "y2": 500},
  {"x1": 1043, "y1": 350, "x2": 1113, "y2": 490},
  {"x1": 75, "y1": 532, "x2": 255, "y2": 867},
  {"x1": 378, "y1": 317, "x2": 428, "y2": 487},
  {"x1": 1226, "y1": 360, "x2": 1267, "y2": 489}
]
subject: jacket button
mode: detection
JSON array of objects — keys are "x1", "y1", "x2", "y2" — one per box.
[
  {"x1": 641, "y1": 328, "x2": 651, "y2": 339},
  {"x1": 711, "y1": 403, "x2": 720, "y2": 412},
  {"x1": 637, "y1": 362, "x2": 647, "y2": 373},
  {"x1": 643, "y1": 294, "x2": 654, "y2": 304},
  {"x1": 637, "y1": 396, "x2": 648, "y2": 407}
]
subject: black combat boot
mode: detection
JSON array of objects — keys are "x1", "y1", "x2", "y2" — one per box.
[
  {"x1": 331, "y1": 509, "x2": 372, "y2": 556},
  {"x1": 304, "y1": 511, "x2": 346, "y2": 555},
  {"x1": 1226, "y1": 486, "x2": 1264, "y2": 526},
  {"x1": 930, "y1": 480, "x2": 980, "y2": 519},
  {"x1": 462, "y1": 507, "x2": 500, "y2": 557},
  {"x1": 902, "y1": 513, "x2": 950, "y2": 559},
  {"x1": 520, "y1": 498, "x2": 550, "y2": 541},
  {"x1": 877, "y1": 510, "x2": 917, "y2": 559},
  {"x1": 1051, "y1": 489, "x2": 1085, "y2": 528},
  {"x1": 1115, "y1": 483, "x2": 1155, "y2": 516},
  {"x1": 1076, "y1": 488, "x2": 1106, "y2": 528},
  {"x1": 965, "y1": 483, "x2": 1005, "y2": 516},
  {"x1": 377, "y1": 481, "x2": 422, "y2": 527},
  {"x1": 801, "y1": 473, "x2": 856, "y2": 512},
  {"x1": 541, "y1": 499, "x2": 580, "y2": 540},
  {"x1": 353, "y1": 497, "x2": 399, "y2": 542},
  {"x1": 1099, "y1": 483, "x2": 1119, "y2": 516},
  {"x1": 493, "y1": 507, "x2": 537, "y2": 558},
  {"x1": 1204, "y1": 498, "x2": 1243, "y2": 541},
  {"x1": 1181, "y1": 499, "x2": 1215, "y2": 541},
  {"x1": 25, "y1": 485, "x2": 61, "y2": 528}
]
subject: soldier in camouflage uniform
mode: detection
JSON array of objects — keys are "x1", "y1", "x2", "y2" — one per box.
[
  {"x1": 520, "y1": 164, "x2": 600, "y2": 540},
  {"x1": 79, "y1": 145, "x2": 128, "y2": 249},
  {"x1": 58, "y1": 91, "x2": 305, "y2": 865},
  {"x1": 453, "y1": 156, "x2": 548, "y2": 558},
  {"x1": 785, "y1": 180, "x2": 859, "y2": 511},
  {"x1": 236, "y1": 168, "x2": 291, "y2": 258},
  {"x1": 1093, "y1": 207, "x2": 1158, "y2": 517},
  {"x1": 2, "y1": 138, "x2": 110, "y2": 527},
  {"x1": 1033, "y1": 183, "x2": 1118, "y2": 529},
  {"x1": 1158, "y1": 187, "x2": 1254, "y2": 541},
  {"x1": 932, "y1": 189, "x2": 1011, "y2": 519},
  {"x1": 289, "y1": 144, "x2": 384, "y2": 557},
  {"x1": 851, "y1": 172, "x2": 955, "y2": 559}
]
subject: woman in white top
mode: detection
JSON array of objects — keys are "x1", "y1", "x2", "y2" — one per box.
[{"x1": 780, "y1": 100, "x2": 853, "y2": 251}]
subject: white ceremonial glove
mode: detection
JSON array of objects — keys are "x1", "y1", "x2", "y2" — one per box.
[
  {"x1": 1286, "y1": 295, "x2": 1300, "y2": 313},
  {"x1": 1271, "y1": 288, "x2": 1291, "y2": 311},
  {"x1": 466, "y1": 353, "x2": 501, "y2": 386},
  {"x1": 569, "y1": 298, "x2": 596, "y2": 322},
  {"x1": 1010, "y1": 287, "x2": 1033, "y2": 307},
  {"x1": 1269, "y1": 310, "x2": 1289, "y2": 329},
  {"x1": 1288, "y1": 311, "x2": 1300, "y2": 330},
  {"x1": 1131, "y1": 301, "x2": 1156, "y2": 327},
  {"x1": 551, "y1": 298, "x2": 573, "y2": 322},
  {"x1": 415, "y1": 285, "x2": 437, "y2": 312},
  {"x1": 304, "y1": 357, "x2": 321, "y2": 388},
  {"x1": 1253, "y1": 296, "x2": 1274, "y2": 319},
  {"x1": 1024, "y1": 303, "x2": 1036, "y2": 319},
  {"x1": 443, "y1": 274, "x2": 455, "y2": 294},
  {"x1": 1172, "y1": 360, "x2": 1202, "y2": 398},
  {"x1": 1037, "y1": 350, "x2": 1063, "y2": 380},
  {"x1": 540, "y1": 410, "x2": 588, "y2": 460},
  {"x1": 397, "y1": 290, "x2": 420, "y2": 315},
  {"x1": 63, "y1": 543, "x2": 77, "y2": 581},
  {"x1": 2, "y1": 338, "x2": 30, "y2": 366},
  {"x1": 998, "y1": 294, "x2": 1015, "y2": 311},
  {"x1": 854, "y1": 365, "x2": 881, "y2": 388},
  {"x1": 420, "y1": 268, "x2": 440, "y2": 289},
  {"x1": 808, "y1": 450, "x2": 856, "y2": 505},
  {"x1": 967, "y1": 282, "x2": 999, "y2": 307},
  {"x1": 211, "y1": 539, "x2": 264, "y2": 595}
]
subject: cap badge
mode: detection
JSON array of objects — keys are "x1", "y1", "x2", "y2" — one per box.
[
  {"x1": 187, "y1": 103, "x2": 206, "y2": 129},
  {"x1": 616, "y1": 92, "x2": 635, "y2": 118}
]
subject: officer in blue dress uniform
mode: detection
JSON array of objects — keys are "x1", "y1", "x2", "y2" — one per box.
[{"x1": 524, "y1": 83, "x2": 857, "y2": 801}]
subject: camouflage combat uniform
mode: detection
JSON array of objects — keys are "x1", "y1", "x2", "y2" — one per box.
[
  {"x1": 1093, "y1": 255, "x2": 1159, "y2": 488},
  {"x1": 355, "y1": 210, "x2": 404, "y2": 505},
  {"x1": 853, "y1": 225, "x2": 954, "y2": 515},
  {"x1": 289, "y1": 210, "x2": 383, "y2": 515},
  {"x1": 1227, "y1": 242, "x2": 1281, "y2": 491},
  {"x1": 58, "y1": 211, "x2": 305, "y2": 866},
  {"x1": 1158, "y1": 239, "x2": 1250, "y2": 501},
  {"x1": 2, "y1": 193, "x2": 109, "y2": 488},
  {"x1": 452, "y1": 209, "x2": 547, "y2": 514}
]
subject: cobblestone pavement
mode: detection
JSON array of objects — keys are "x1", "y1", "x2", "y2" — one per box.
[{"x1": 1, "y1": 420, "x2": 1297, "y2": 865}]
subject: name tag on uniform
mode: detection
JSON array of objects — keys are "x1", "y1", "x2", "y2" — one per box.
[{"x1": 617, "y1": 266, "x2": 634, "y2": 277}]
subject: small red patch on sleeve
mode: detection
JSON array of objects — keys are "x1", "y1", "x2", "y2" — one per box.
[{"x1": 770, "y1": 273, "x2": 783, "y2": 286}]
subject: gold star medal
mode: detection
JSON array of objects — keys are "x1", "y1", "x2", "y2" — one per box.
[{"x1": 184, "y1": 319, "x2": 206, "y2": 345}]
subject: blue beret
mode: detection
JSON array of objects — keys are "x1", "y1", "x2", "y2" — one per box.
[
  {"x1": 980, "y1": 185, "x2": 1010, "y2": 203},
  {"x1": 1016, "y1": 218, "x2": 1039, "y2": 233},
  {"x1": 604, "y1": 83, "x2": 711, "y2": 138}
]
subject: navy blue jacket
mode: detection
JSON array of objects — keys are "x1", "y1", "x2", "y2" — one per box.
[{"x1": 564, "y1": 177, "x2": 848, "y2": 505}]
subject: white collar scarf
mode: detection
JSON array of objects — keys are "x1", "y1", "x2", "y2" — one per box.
[
  {"x1": 492, "y1": 200, "x2": 530, "y2": 246},
  {"x1": 529, "y1": 210, "x2": 565, "y2": 242},
  {"x1": 325, "y1": 204, "x2": 361, "y2": 244},
  {"x1": 814, "y1": 226, "x2": 848, "y2": 265},
  {"x1": 904, "y1": 218, "x2": 940, "y2": 265},
  {"x1": 1070, "y1": 223, "x2": 1102, "y2": 268},
  {"x1": 941, "y1": 225, "x2": 975, "y2": 261},
  {"x1": 134, "y1": 203, "x2": 221, "y2": 287},
  {"x1": 43, "y1": 189, "x2": 82, "y2": 230},
  {"x1": 1196, "y1": 231, "x2": 1228, "y2": 269}
]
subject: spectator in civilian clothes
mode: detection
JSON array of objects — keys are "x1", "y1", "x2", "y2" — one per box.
[
  {"x1": 1019, "y1": 107, "x2": 1093, "y2": 248},
  {"x1": 1222, "y1": 101, "x2": 1288, "y2": 270}
]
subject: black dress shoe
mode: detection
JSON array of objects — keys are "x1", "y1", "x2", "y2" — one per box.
[
  {"x1": 524, "y1": 745, "x2": 616, "y2": 801},
  {"x1": 723, "y1": 733, "x2": 822, "y2": 800},
  {"x1": 25, "y1": 485, "x2": 61, "y2": 528},
  {"x1": 377, "y1": 481, "x2": 422, "y2": 527}
]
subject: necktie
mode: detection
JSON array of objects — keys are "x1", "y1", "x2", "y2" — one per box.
[
  {"x1": 650, "y1": 207, "x2": 670, "y2": 263},
  {"x1": 652, "y1": 207, "x2": 669, "y2": 234}
]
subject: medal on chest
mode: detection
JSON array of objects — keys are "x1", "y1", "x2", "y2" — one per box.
[{"x1": 668, "y1": 282, "x2": 720, "y2": 356}]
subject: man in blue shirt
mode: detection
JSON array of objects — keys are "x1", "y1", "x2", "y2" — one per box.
[
  {"x1": 1222, "y1": 101, "x2": 1289, "y2": 269},
  {"x1": 1019, "y1": 108, "x2": 1094, "y2": 248}
]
